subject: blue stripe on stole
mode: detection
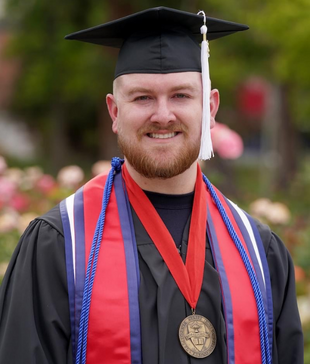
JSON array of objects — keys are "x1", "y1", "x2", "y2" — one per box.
[
  {"x1": 206, "y1": 205, "x2": 235, "y2": 364},
  {"x1": 114, "y1": 172, "x2": 142, "y2": 364},
  {"x1": 73, "y1": 187, "x2": 86, "y2": 355},
  {"x1": 245, "y1": 212, "x2": 274, "y2": 355},
  {"x1": 223, "y1": 198, "x2": 268, "y2": 316},
  {"x1": 60, "y1": 199, "x2": 76, "y2": 361}
]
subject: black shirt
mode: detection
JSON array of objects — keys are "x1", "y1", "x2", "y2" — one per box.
[{"x1": 144, "y1": 189, "x2": 194, "y2": 249}]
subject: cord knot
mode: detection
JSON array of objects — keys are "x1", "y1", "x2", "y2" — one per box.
[{"x1": 111, "y1": 157, "x2": 124, "y2": 172}]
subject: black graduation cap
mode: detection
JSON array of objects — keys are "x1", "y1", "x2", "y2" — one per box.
[{"x1": 65, "y1": 7, "x2": 249, "y2": 79}]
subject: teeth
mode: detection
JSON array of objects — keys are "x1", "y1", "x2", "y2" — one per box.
[{"x1": 149, "y1": 132, "x2": 177, "y2": 139}]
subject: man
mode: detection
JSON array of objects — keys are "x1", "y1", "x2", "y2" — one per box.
[{"x1": 0, "y1": 7, "x2": 303, "y2": 364}]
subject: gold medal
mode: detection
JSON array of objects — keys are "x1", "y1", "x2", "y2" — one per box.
[{"x1": 179, "y1": 314, "x2": 216, "y2": 358}]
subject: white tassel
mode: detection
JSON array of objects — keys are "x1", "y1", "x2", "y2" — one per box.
[{"x1": 198, "y1": 13, "x2": 213, "y2": 160}]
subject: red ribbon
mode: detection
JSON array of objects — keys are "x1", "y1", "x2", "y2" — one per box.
[{"x1": 122, "y1": 163, "x2": 207, "y2": 309}]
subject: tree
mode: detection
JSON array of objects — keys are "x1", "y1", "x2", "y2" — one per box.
[
  {"x1": 196, "y1": 0, "x2": 310, "y2": 191},
  {"x1": 4, "y1": 0, "x2": 310, "y2": 188},
  {"x1": 4, "y1": 0, "x2": 116, "y2": 171}
]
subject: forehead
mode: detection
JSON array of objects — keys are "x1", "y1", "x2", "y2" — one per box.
[{"x1": 116, "y1": 72, "x2": 202, "y2": 94}]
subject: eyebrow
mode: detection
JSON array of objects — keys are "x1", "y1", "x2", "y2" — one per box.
[
  {"x1": 170, "y1": 84, "x2": 197, "y2": 93},
  {"x1": 126, "y1": 87, "x2": 153, "y2": 96},
  {"x1": 126, "y1": 83, "x2": 198, "y2": 96}
]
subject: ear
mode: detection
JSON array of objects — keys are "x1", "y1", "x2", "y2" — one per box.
[
  {"x1": 106, "y1": 93, "x2": 119, "y2": 134},
  {"x1": 210, "y1": 89, "x2": 220, "y2": 129}
]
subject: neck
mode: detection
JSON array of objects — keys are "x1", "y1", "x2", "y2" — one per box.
[{"x1": 124, "y1": 161, "x2": 198, "y2": 194}]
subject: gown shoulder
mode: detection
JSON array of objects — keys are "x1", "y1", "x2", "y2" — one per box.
[
  {"x1": 253, "y1": 217, "x2": 304, "y2": 363},
  {"x1": 0, "y1": 205, "x2": 72, "y2": 364}
]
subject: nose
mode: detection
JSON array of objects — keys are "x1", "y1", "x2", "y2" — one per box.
[{"x1": 150, "y1": 98, "x2": 176, "y2": 125}]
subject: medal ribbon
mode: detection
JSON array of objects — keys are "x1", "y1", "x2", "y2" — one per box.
[{"x1": 122, "y1": 163, "x2": 206, "y2": 309}]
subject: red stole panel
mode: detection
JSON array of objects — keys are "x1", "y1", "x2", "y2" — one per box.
[{"x1": 83, "y1": 174, "x2": 131, "y2": 363}]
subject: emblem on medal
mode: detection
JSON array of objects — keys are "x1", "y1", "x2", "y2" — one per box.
[{"x1": 179, "y1": 314, "x2": 216, "y2": 358}]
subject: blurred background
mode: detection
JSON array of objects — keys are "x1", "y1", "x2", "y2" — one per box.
[{"x1": 0, "y1": 0, "x2": 309, "y2": 359}]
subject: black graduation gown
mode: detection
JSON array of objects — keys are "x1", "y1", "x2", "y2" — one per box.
[{"x1": 0, "y1": 204, "x2": 304, "y2": 364}]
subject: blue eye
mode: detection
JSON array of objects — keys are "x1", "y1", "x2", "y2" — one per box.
[
  {"x1": 135, "y1": 95, "x2": 150, "y2": 101},
  {"x1": 174, "y1": 94, "x2": 188, "y2": 99}
]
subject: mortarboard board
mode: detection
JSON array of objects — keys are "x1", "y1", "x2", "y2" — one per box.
[
  {"x1": 65, "y1": 7, "x2": 249, "y2": 159},
  {"x1": 65, "y1": 7, "x2": 248, "y2": 79}
]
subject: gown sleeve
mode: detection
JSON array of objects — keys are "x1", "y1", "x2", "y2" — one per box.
[
  {"x1": 257, "y1": 222, "x2": 304, "y2": 364},
  {"x1": 0, "y1": 207, "x2": 72, "y2": 364}
]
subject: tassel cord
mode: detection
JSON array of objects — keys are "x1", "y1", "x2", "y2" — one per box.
[
  {"x1": 198, "y1": 38, "x2": 213, "y2": 160},
  {"x1": 198, "y1": 14, "x2": 213, "y2": 160}
]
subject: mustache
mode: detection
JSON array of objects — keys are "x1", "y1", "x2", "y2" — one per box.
[{"x1": 137, "y1": 123, "x2": 188, "y2": 137}]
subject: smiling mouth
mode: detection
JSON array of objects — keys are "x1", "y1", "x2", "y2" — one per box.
[{"x1": 148, "y1": 132, "x2": 178, "y2": 139}]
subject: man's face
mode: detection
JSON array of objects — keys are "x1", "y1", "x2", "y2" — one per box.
[{"x1": 107, "y1": 72, "x2": 217, "y2": 179}]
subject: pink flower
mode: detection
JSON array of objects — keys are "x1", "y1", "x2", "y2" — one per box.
[
  {"x1": 294, "y1": 266, "x2": 306, "y2": 282},
  {"x1": 0, "y1": 209, "x2": 19, "y2": 233},
  {"x1": 23, "y1": 166, "x2": 44, "y2": 190},
  {"x1": 57, "y1": 166, "x2": 84, "y2": 189},
  {"x1": 9, "y1": 193, "x2": 30, "y2": 212},
  {"x1": 0, "y1": 262, "x2": 8, "y2": 277},
  {"x1": 249, "y1": 198, "x2": 272, "y2": 219},
  {"x1": 36, "y1": 174, "x2": 56, "y2": 194},
  {"x1": 265, "y1": 202, "x2": 291, "y2": 225},
  {"x1": 18, "y1": 212, "x2": 38, "y2": 233},
  {"x1": 0, "y1": 177, "x2": 17, "y2": 203},
  {"x1": 91, "y1": 160, "x2": 111, "y2": 176},
  {"x1": 250, "y1": 198, "x2": 291, "y2": 225},
  {"x1": 211, "y1": 122, "x2": 244, "y2": 159},
  {"x1": 0, "y1": 156, "x2": 7, "y2": 175},
  {"x1": 4, "y1": 168, "x2": 24, "y2": 186}
]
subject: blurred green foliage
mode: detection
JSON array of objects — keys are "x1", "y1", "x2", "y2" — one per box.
[
  {"x1": 3, "y1": 0, "x2": 310, "y2": 163},
  {"x1": 0, "y1": 231, "x2": 19, "y2": 263}
]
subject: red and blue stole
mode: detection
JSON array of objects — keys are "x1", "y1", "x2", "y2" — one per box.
[
  {"x1": 206, "y1": 186, "x2": 273, "y2": 363},
  {"x1": 60, "y1": 166, "x2": 273, "y2": 364}
]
